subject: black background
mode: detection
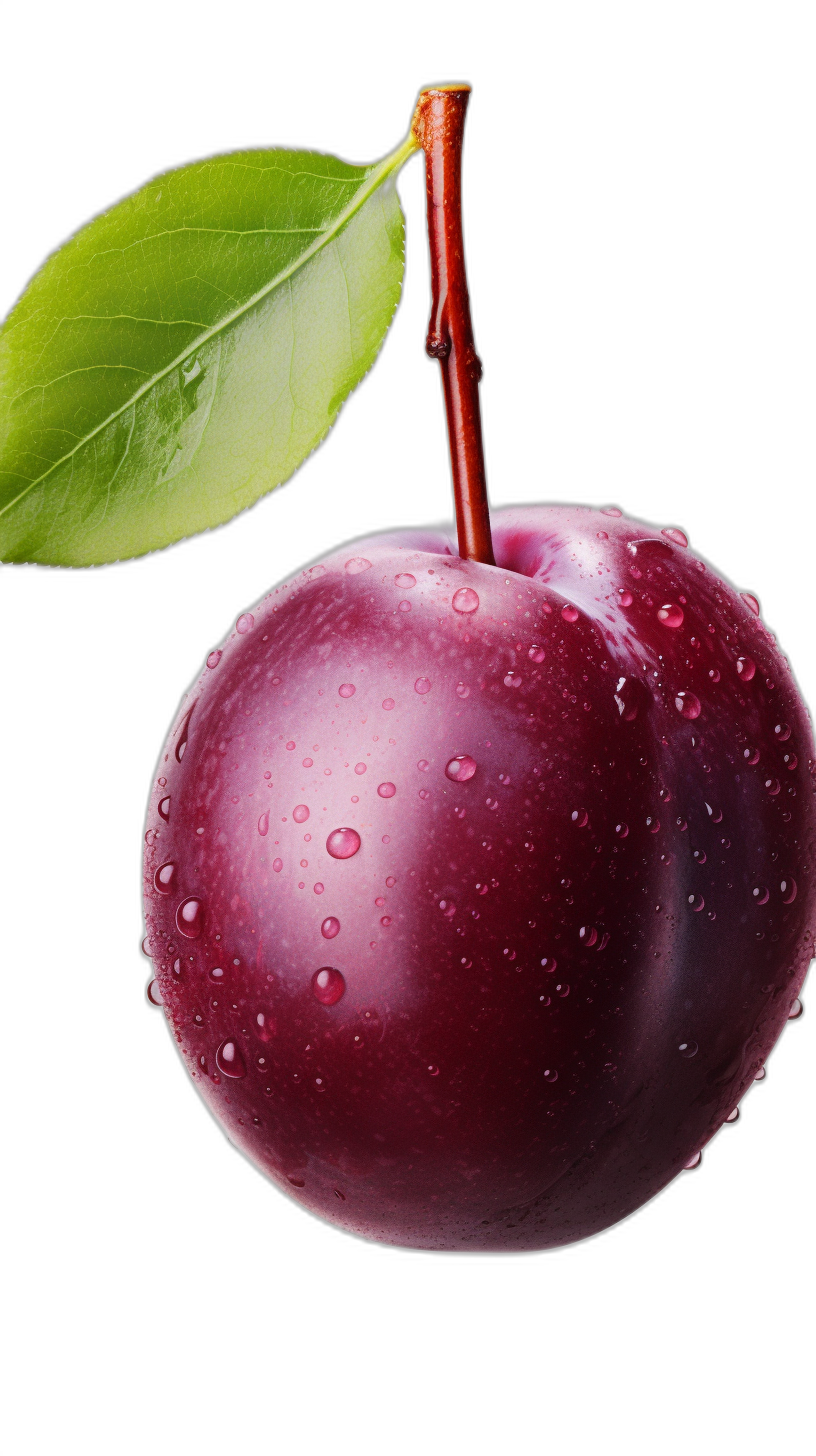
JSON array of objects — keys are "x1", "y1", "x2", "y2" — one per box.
[{"x1": 3, "y1": 48, "x2": 810, "y2": 1310}]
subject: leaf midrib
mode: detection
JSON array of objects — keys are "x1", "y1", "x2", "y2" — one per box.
[{"x1": 0, "y1": 135, "x2": 416, "y2": 522}]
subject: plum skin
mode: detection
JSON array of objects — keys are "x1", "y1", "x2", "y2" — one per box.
[{"x1": 143, "y1": 505, "x2": 815, "y2": 1250}]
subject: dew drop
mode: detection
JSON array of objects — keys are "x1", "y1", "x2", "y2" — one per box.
[
  {"x1": 417, "y1": 760, "x2": 429, "y2": 771},
  {"x1": 176, "y1": 897, "x2": 204, "y2": 938},
  {"x1": 312, "y1": 967, "x2": 346, "y2": 1005},
  {"x1": 788, "y1": 998, "x2": 803, "y2": 1020},
  {"x1": 774, "y1": 722, "x2": 791, "y2": 741},
  {"x1": 306, "y1": 564, "x2": 326, "y2": 580},
  {"x1": 615, "y1": 822, "x2": 629, "y2": 837},
  {"x1": 678, "y1": 1040, "x2": 698, "y2": 1058},
  {"x1": 445, "y1": 754, "x2": 477, "y2": 784},
  {"x1": 273, "y1": 858, "x2": 282, "y2": 873},
  {"x1": 313, "y1": 883, "x2": 324, "y2": 894},
  {"x1": 780, "y1": 877, "x2": 797, "y2": 903},
  {"x1": 618, "y1": 589, "x2": 634, "y2": 607},
  {"x1": 209, "y1": 966, "x2": 224, "y2": 982},
  {"x1": 708, "y1": 668, "x2": 720, "y2": 683},
  {"x1": 755, "y1": 1066, "x2": 766, "y2": 1081},
  {"x1": 326, "y1": 827, "x2": 361, "y2": 859},
  {"x1": 662, "y1": 527, "x2": 689, "y2": 547},
  {"x1": 154, "y1": 862, "x2": 176, "y2": 895},
  {"x1": 338, "y1": 683, "x2": 356, "y2": 698},
  {"x1": 158, "y1": 796, "x2": 171, "y2": 822},
  {"x1": 687, "y1": 893, "x2": 705, "y2": 912},
  {"x1": 561, "y1": 603, "x2": 579, "y2": 622},
  {"x1": 377, "y1": 782, "x2": 397, "y2": 798},
  {"x1": 415, "y1": 677, "x2": 431, "y2": 694},
  {"x1": 146, "y1": 979, "x2": 164, "y2": 1006},
  {"x1": 455, "y1": 682, "x2": 470, "y2": 698},
  {"x1": 293, "y1": 804, "x2": 310, "y2": 824},
  {"x1": 657, "y1": 602, "x2": 684, "y2": 629},
  {"x1": 764, "y1": 777, "x2": 781, "y2": 796},
  {"x1": 216, "y1": 1039, "x2": 246, "y2": 1078},
  {"x1": 382, "y1": 698, "x2": 395, "y2": 711},
  {"x1": 236, "y1": 613, "x2": 254, "y2": 634},
  {"x1": 398, "y1": 600, "x2": 411, "y2": 612},
  {"x1": 684, "y1": 1151, "x2": 702, "y2": 1170},
  {"x1": 740, "y1": 592, "x2": 760, "y2": 616},
  {"x1": 725, "y1": 1107, "x2": 740, "y2": 1123},
  {"x1": 395, "y1": 572, "x2": 416, "y2": 589},
  {"x1": 614, "y1": 676, "x2": 650, "y2": 721},
  {"x1": 540, "y1": 957, "x2": 557, "y2": 972},
  {"x1": 345, "y1": 557, "x2": 371, "y2": 575},
  {"x1": 579, "y1": 925, "x2": 597, "y2": 945},
  {"x1": 452, "y1": 587, "x2": 479, "y2": 614},
  {"x1": 528, "y1": 644, "x2": 546, "y2": 662},
  {"x1": 206, "y1": 650, "x2": 222, "y2": 669},
  {"x1": 674, "y1": 691, "x2": 701, "y2": 719},
  {"x1": 543, "y1": 1068, "x2": 558, "y2": 1083},
  {"x1": 321, "y1": 917, "x2": 341, "y2": 939},
  {"x1": 427, "y1": 1064, "x2": 440, "y2": 1076},
  {"x1": 752, "y1": 885, "x2": 769, "y2": 905},
  {"x1": 736, "y1": 655, "x2": 756, "y2": 682},
  {"x1": 504, "y1": 672, "x2": 522, "y2": 689},
  {"x1": 258, "y1": 812, "x2": 269, "y2": 837},
  {"x1": 571, "y1": 808, "x2": 588, "y2": 827}
]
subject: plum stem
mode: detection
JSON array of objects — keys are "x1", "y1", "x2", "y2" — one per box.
[{"x1": 412, "y1": 85, "x2": 495, "y2": 566}]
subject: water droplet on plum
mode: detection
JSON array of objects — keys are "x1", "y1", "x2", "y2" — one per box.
[
  {"x1": 452, "y1": 587, "x2": 479, "y2": 614},
  {"x1": 236, "y1": 613, "x2": 254, "y2": 634},
  {"x1": 377, "y1": 782, "x2": 396, "y2": 798},
  {"x1": 176, "y1": 897, "x2": 204, "y2": 938},
  {"x1": 657, "y1": 603, "x2": 684, "y2": 628},
  {"x1": 415, "y1": 677, "x2": 431, "y2": 694},
  {"x1": 293, "y1": 804, "x2": 310, "y2": 823},
  {"x1": 338, "y1": 683, "x2": 355, "y2": 698},
  {"x1": 736, "y1": 656, "x2": 756, "y2": 682},
  {"x1": 216, "y1": 1039, "x2": 247, "y2": 1077},
  {"x1": 662, "y1": 527, "x2": 689, "y2": 547},
  {"x1": 258, "y1": 812, "x2": 269, "y2": 836},
  {"x1": 312, "y1": 967, "x2": 346, "y2": 1005},
  {"x1": 321, "y1": 917, "x2": 341, "y2": 939},
  {"x1": 445, "y1": 754, "x2": 477, "y2": 782},
  {"x1": 561, "y1": 604, "x2": 579, "y2": 622},
  {"x1": 395, "y1": 573, "x2": 416, "y2": 588},
  {"x1": 674, "y1": 692, "x2": 701, "y2": 719},
  {"x1": 326, "y1": 827, "x2": 361, "y2": 859},
  {"x1": 206, "y1": 650, "x2": 222, "y2": 669},
  {"x1": 345, "y1": 558, "x2": 371, "y2": 575},
  {"x1": 154, "y1": 862, "x2": 176, "y2": 894}
]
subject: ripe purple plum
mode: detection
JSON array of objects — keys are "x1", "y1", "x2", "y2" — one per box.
[{"x1": 143, "y1": 505, "x2": 815, "y2": 1249}]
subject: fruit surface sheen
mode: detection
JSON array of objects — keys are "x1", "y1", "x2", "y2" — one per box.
[{"x1": 144, "y1": 506, "x2": 815, "y2": 1250}]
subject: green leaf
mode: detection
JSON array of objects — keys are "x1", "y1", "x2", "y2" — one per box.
[{"x1": 0, "y1": 137, "x2": 415, "y2": 565}]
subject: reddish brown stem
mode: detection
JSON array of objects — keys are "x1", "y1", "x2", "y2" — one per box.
[{"x1": 412, "y1": 85, "x2": 495, "y2": 566}]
